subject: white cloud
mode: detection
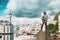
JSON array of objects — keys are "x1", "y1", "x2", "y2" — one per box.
[
  {"x1": 0, "y1": 16, "x2": 42, "y2": 25},
  {"x1": 54, "y1": 9, "x2": 59, "y2": 12},
  {"x1": 30, "y1": 0, "x2": 37, "y2": 3},
  {"x1": 3, "y1": 9, "x2": 10, "y2": 15},
  {"x1": 4, "y1": 0, "x2": 54, "y2": 18},
  {"x1": 0, "y1": 15, "x2": 55, "y2": 25},
  {"x1": 46, "y1": 0, "x2": 60, "y2": 16},
  {"x1": 7, "y1": 0, "x2": 17, "y2": 10},
  {"x1": 48, "y1": 0, "x2": 60, "y2": 10},
  {"x1": 7, "y1": 0, "x2": 38, "y2": 10},
  {"x1": 4, "y1": 0, "x2": 41, "y2": 18},
  {"x1": 48, "y1": 0, "x2": 59, "y2": 7},
  {"x1": 48, "y1": 15, "x2": 55, "y2": 24},
  {"x1": 12, "y1": 18, "x2": 42, "y2": 25},
  {"x1": 46, "y1": 10, "x2": 51, "y2": 15}
]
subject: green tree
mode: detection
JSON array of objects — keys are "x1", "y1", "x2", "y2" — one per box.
[
  {"x1": 47, "y1": 23, "x2": 58, "y2": 34},
  {"x1": 52, "y1": 22, "x2": 58, "y2": 34},
  {"x1": 47, "y1": 23, "x2": 54, "y2": 31},
  {"x1": 54, "y1": 12, "x2": 60, "y2": 32},
  {"x1": 47, "y1": 12, "x2": 60, "y2": 34},
  {"x1": 54, "y1": 12, "x2": 60, "y2": 21}
]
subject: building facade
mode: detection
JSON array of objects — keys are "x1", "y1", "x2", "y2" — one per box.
[
  {"x1": 58, "y1": 15, "x2": 60, "y2": 33},
  {"x1": 0, "y1": 20, "x2": 14, "y2": 40}
]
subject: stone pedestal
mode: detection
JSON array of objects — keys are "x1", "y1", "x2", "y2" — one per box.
[{"x1": 36, "y1": 31, "x2": 51, "y2": 40}]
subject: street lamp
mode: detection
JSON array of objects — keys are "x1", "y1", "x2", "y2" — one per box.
[
  {"x1": 7, "y1": 10, "x2": 12, "y2": 33},
  {"x1": 9, "y1": 12, "x2": 12, "y2": 40},
  {"x1": 9, "y1": 12, "x2": 12, "y2": 26}
]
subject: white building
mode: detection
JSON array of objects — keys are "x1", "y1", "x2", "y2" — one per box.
[
  {"x1": 0, "y1": 20, "x2": 10, "y2": 40},
  {"x1": 58, "y1": 15, "x2": 60, "y2": 33}
]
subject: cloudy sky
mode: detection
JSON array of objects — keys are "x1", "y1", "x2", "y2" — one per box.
[
  {"x1": 0, "y1": 0, "x2": 60, "y2": 18},
  {"x1": 0, "y1": 0, "x2": 60, "y2": 25}
]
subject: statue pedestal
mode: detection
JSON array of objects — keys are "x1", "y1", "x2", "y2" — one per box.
[{"x1": 36, "y1": 31, "x2": 51, "y2": 40}]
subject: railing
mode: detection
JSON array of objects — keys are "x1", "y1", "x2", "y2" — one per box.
[{"x1": 0, "y1": 33, "x2": 13, "y2": 35}]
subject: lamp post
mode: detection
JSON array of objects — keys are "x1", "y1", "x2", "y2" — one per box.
[
  {"x1": 9, "y1": 12, "x2": 12, "y2": 40},
  {"x1": 9, "y1": 12, "x2": 12, "y2": 27}
]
